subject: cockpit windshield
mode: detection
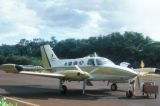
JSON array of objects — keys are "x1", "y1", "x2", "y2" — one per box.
[
  {"x1": 87, "y1": 59, "x2": 95, "y2": 66},
  {"x1": 96, "y1": 58, "x2": 114, "y2": 65}
]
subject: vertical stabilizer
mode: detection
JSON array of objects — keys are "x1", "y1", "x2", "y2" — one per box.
[{"x1": 40, "y1": 45, "x2": 59, "y2": 68}]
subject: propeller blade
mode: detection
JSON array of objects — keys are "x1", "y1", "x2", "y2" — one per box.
[
  {"x1": 75, "y1": 65, "x2": 84, "y2": 74},
  {"x1": 75, "y1": 65, "x2": 90, "y2": 79},
  {"x1": 89, "y1": 68, "x2": 98, "y2": 74},
  {"x1": 136, "y1": 76, "x2": 141, "y2": 88}
]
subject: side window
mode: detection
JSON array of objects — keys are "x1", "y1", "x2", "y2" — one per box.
[
  {"x1": 68, "y1": 62, "x2": 72, "y2": 66},
  {"x1": 79, "y1": 61, "x2": 84, "y2": 65},
  {"x1": 64, "y1": 62, "x2": 67, "y2": 66},
  {"x1": 87, "y1": 59, "x2": 95, "y2": 66},
  {"x1": 73, "y1": 61, "x2": 78, "y2": 65}
]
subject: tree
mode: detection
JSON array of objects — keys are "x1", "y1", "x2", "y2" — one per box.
[{"x1": 0, "y1": 32, "x2": 159, "y2": 67}]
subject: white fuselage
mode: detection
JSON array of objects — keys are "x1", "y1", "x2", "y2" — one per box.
[{"x1": 50, "y1": 57, "x2": 138, "y2": 82}]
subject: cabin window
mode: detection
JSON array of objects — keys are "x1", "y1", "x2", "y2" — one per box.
[
  {"x1": 79, "y1": 61, "x2": 84, "y2": 65},
  {"x1": 68, "y1": 62, "x2": 72, "y2": 66},
  {"x1": 64, "y1": 62, "x2": 67, "y2": 66},
  {"x1": 73, "y1": 61, "x2": 78, "y2": 65},
  {"x1": 87, "y1": 59, "x2": 95, "y2": 66}
]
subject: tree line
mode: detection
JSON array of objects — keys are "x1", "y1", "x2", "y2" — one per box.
[{"x1": 0, "y1": 31, "x2": 160, "y2": 68}]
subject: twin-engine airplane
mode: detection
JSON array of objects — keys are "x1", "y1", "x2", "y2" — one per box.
[{"x1": 0, "y1": 45, "x2": 159, "y2": 98}]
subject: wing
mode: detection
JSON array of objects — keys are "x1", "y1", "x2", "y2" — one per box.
[
  {"x1": 20, "y1": 71, "x2": 64, "y2": 78},
  {"x1": 134, "y1": 68, "x2": 160, "y2": 78},
  {"x1": 20, "y1": 69, "x2": 90, "y2": 81},
  {"x1": 0, "y1": 64, "x2": 90, "y2": 80}
]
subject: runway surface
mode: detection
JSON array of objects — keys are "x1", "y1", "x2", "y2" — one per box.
[{"x1": 0, "y1": 70, "x2": 160, "y2": 106}]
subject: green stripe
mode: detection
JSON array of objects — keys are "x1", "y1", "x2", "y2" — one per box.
[{"x1": 43, "y1": 46, "x2": 51, "y2": 68}]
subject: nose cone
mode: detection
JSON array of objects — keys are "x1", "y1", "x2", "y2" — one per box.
[
  {"x1": 119, "y1": 66, "x2": 138, "y2": 78},
  {"x1": 128, "y1": 69, "x2": 138, "y2": 77},
  {"x1": 82, "y1": 72, "x2": 90, "y2": 79}
]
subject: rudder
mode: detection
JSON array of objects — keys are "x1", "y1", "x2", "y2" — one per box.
[{"x1": 40, "y1": 45, "x2": 59, "y2": 68}]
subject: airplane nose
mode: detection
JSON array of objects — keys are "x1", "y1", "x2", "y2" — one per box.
[
  {"x1": 126, "y1": 68, "x2": 138, "y2": 78},
  {"x1": 131, "y1": 71, "x2": 138, "y2": 77},
  {"x1": 82, "y1": 72, "x2": 90, "y2": 79}
]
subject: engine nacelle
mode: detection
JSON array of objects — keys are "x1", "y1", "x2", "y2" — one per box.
[
  {"x1": 0, "y1": 64, "x2": 23, "y2": 73},
  {"x1": 59, "y1": 70, "x2": 90, "y2": 81}
]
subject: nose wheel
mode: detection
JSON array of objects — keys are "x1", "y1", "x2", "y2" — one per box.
[
  {"x1": 111, "y1": 83, "x2": 118, "y2": 91},
  {"x1": 59, "y1": 80, "x2": 68, "y2": 94}
]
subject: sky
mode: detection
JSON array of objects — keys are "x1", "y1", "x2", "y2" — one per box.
[{"x1": 0, "y1": 0, "x2": 160, "y2": 45}]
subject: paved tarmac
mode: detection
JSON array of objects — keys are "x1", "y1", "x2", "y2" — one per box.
[{"x1": 0, "y1": 70, "x2": 160, "y2": 106}]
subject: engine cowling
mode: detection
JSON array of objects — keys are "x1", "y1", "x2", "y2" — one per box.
[
  {"x1": 0, "y1": 64, "x2": 23, "y2": 73},
  {"x1": 59, "y1": 70, "x2": 90, "y2": 81}
]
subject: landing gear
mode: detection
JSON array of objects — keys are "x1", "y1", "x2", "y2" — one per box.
[
  {"x1": 111, "y1": 83, "x2": 118, "y2": 91},
  {"x1": 58, "y1": 79, "x2": 87, "y2": 95},
  {"x1": 59, "y1": 80, "x2": 68, "y2": 94},
  {"x1": 126, "y1": 90, "x2": 133, "y2": 98},
  {"x1": 126, "y1": 79, "x2": 135, "y2": 98},
  {"x1": 82, "y1": 80, "x2": 86, "y2": 94},
  {"x1": 61, "y1": 85, "x2": 67, "y2": 94}
]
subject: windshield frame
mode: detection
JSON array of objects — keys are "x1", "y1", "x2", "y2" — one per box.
[{"x1": 96, "y1": 57, "x2": 114, "y2": 66}]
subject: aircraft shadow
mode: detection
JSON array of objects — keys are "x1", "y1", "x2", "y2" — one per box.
[
  {"x1": 0, "y1": 85, "x2": 127, "y2": 100},
  {"x1": 118, "y1": 95, "x2": 157, "y2": 100}
]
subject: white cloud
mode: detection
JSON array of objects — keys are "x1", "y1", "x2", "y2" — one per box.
[
  {"x1": 0, "y1": 0, "x2": 160, "y2": 44},
  {"x1": 125, "y1": 0, "x2": 160, "y2": 40},
  {"x1": 0, "y1": 0, "x2": 42, "y2": 44}
]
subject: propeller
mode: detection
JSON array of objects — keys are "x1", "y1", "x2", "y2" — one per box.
[
  {"x1": 75, "y1": 65, "x2": 90, "y2": 78},
  {"x1": 136, "y1": 76, "x2": 141, "y2": 88},
  {"x1": 89, "y1": 68, "x2": 98, "y2": 74},
  {"x1": 75, "y1": 65, "x2": 85, "y2": 74},
  {"x1": 75, "y1": 65, "x2": 91, "y2": 94}
]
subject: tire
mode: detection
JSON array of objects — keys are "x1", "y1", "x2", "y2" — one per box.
[
  {"x1": 111, "y1": 84, "x2": 118, "y2": 91},
  {"x1": 146, "y1": 93, "x2": 149, "y2": 98},
  {"x1": 126, "y1": 90, "x2": 133, "y2": 98},
  {"x1": 61, "y1": 85, "x2": 67, "y2": 95},
  {"x1": 155, "y1": 94, "x2": 157, "y2": 99}
]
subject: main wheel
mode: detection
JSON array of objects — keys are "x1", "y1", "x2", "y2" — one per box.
[
  {"x1": 111, "y1": 84, "x2": 118, "y2": 91},
  {"x1": 61, "y1": 85, "x2": 67, "y2": 95},
  {"x1": 155, "y1": 93, "x2": 157, "y2": 99},
  {"x1": 126, "y1": 90, "x2": 133, "y2": 98}
]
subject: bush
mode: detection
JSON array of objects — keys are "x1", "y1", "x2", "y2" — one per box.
[
  {"x1": 3, "y1": 56, "x2": 41, "y2": 65},
  {"x1": 0, "y1": 55, "x2": 5, "y2": 65}
]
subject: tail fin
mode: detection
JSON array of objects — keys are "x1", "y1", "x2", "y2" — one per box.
[{"x1": 40, "y1": 45, "x2": 59, "y2": 68}]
